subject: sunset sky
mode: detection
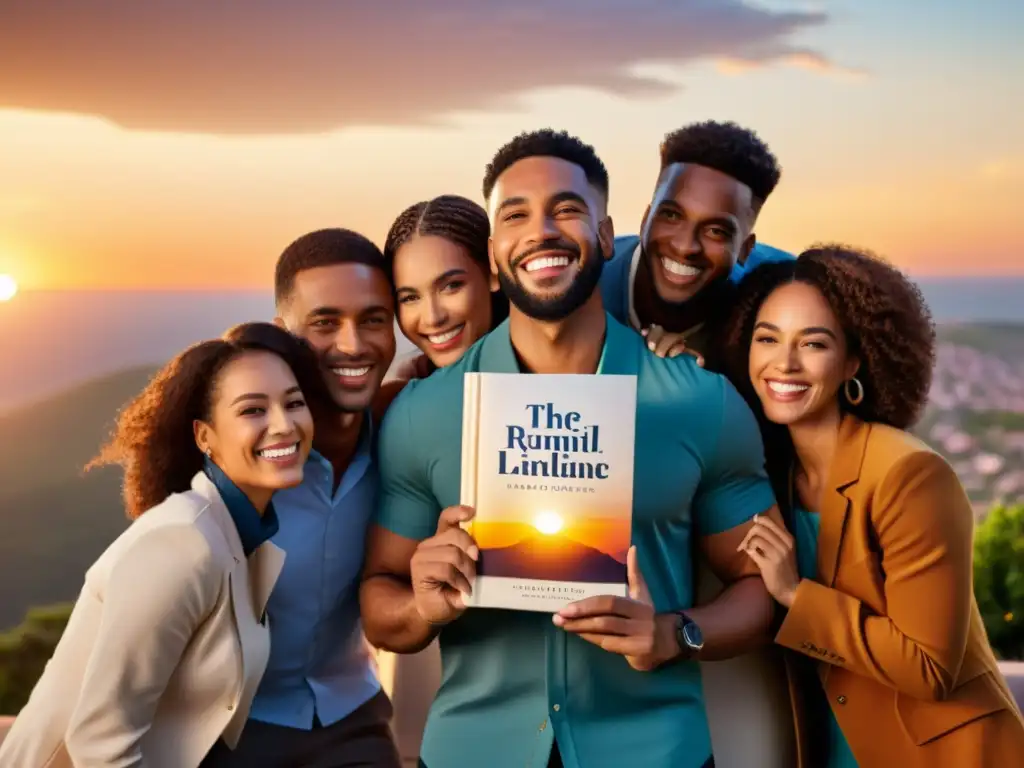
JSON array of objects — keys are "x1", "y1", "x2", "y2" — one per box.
[{"x1": 1, "y1": 1, "x2": 1021, "y2": 290}]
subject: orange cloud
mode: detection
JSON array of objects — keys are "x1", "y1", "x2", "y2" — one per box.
[
  {"x1": 716, "y1": 49, "x2": 867, "y2": 80},
  {"x1": 1, "y1": 1, "x2": 840, "y2": 135}
]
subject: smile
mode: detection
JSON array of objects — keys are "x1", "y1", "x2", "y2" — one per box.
[
  {"x1": 331, "y1": 366, "x2": 371, "y2": 377},
  {"x1": 256, "y1": 442, "x2": 300, "y2": 461},
  {"x1": 661, "y1": 257, "x2": 703, "y2": 283},
  {"x1": 523, "y1": 254, "x2": 573, "y2": 273},
  {"x1": 765, "y1": 379, "x2": 811, "y2": 402},
  {"x1": 426, "y1": 324, "x2": 465, "y2": 347}
]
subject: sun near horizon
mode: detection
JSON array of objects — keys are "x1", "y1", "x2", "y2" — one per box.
[
  {"x1": 533, "y1": 511, "x2": 564, "y2": 536},
  {"x1": 0, "y1": 275, "x2": 17, "y2": 302}
]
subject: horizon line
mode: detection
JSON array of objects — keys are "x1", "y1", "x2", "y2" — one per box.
[{"x1": 11, "y1": 273, "x2": 1024, "y2": 293}]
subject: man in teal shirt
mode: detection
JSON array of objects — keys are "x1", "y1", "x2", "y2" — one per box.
[
  {"x1": 359, "y1": 129, "x2": 780, "y2": 768},
  {"x1": 600, "y1": 121, "x2": 793, "y2": 369}
]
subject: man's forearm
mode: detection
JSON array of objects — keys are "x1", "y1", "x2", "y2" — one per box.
[
  {"x1": 359, "y1": 575, "x2": 440, "y2": 654},
  {"x1": 685, "y1": 575, "x2": 774, "y2": 660},
  {"x1": 653, "y1": 576, "x2": 774, "y2": 664}
]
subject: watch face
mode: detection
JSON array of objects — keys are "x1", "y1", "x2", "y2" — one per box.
[{"x1": 682, "y1": 620, "x2": 704, "y2": 649}]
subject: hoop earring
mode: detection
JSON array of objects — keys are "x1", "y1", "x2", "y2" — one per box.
[{"x1": 844, "y1": 377, "x2": 864, "y2": 406}]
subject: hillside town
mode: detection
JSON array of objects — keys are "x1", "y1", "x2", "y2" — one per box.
[{"x1": 920, "y1": 340, "x2": 1024, "y2": 513}]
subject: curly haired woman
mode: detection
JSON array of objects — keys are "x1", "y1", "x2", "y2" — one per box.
[
  {"x1": 0, "y1": 322, "x2": 332, "y2": 768},
  {"x1": 722, "y1": 245, "x2": 1024, "y2": 767}
]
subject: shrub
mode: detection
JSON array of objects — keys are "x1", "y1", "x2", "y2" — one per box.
[
  {"x1": 973, "y1": 503, "x2": 1024, "y2": 660},
  {"x1": 0, "y1": 603, "x2": 73, "y2": 715}
]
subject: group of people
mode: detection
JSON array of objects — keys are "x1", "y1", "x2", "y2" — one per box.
[{"x1": 2, "y1": 120, "x2": 1023, "y2": 768}]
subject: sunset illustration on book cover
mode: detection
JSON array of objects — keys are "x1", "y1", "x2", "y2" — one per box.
[{"x1": 460, "y1": 372, "x2": 637, "y2": 612}]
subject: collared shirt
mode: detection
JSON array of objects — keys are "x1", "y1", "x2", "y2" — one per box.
[
  {"x1": 375, "y1": 315, "x2": 777, "y2": 768},
  {"x1": 202, "y1": 457, "x2": 279, "y2": 556},
  {"x1": 599, "y1": 235, "x2": 795, "y2": 338},
  {"x1": 248, "y1": 418, "x2": 381, "y2": 729}
]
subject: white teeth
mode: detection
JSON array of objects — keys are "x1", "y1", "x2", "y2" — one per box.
[
  {"x1": 662, "y1": 258, "x2": 701, "y2": 277},
  {"x1": 332, "y1": 366, "x2": 371, "y2": 377},
  {"x1": 524, "y1": 255, "x2": 571, "y2": 273},
  {"x1": 428, "y1": 326, "x2": 463, "y2": 345},
  {"x1": 768, "y1": 381, "x2": 810, "y2": 394},
  {"x1": 257, "y1": 444, "x2": 298, "y2": 459}
]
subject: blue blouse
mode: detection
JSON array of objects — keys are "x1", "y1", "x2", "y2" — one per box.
[
  {"x1": 203, "y1": 457, "x2": 279, "y2": 556},
  {"x1": 792, "y1": 506, "x2": 860, "y2": 768}
]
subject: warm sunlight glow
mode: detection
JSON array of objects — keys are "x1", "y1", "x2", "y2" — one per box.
[
  {"x1": 0, "y1": 274, "x2": 17, "y2": 302},
  {"x1": 533, "y1": 510, "x2": 564, "y2": 536}
]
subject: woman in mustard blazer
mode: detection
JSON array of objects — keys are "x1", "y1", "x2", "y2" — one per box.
[
  {"x1": 722, "y1": 244, "x2": 1024, "y2": 767},
  {"x1": 0, "y1": 323, "x2": 329, "y2": 768}
]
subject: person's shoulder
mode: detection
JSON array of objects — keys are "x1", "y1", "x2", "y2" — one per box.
[
  {"x1": 636, "y1": 338, "x2": 737, "y2": 411},
  {"x1": 732, "y1": 241, "x2": 796, "y2": 282},
  {"x1": 88, "y1": 494, "x2": 220, "y2": 587},
  {"x1": 380, "y1": 345, "x2": 474, "y2": 441},
  {"x1": 750, "y1": 242, "x2": 795, "y2": 263},
  {"x1": 611, "y1": 234, "x2": 640, "y2": 264},
  {"x1": 861, "y1": 421, "x2": 950, "y2": 483}
]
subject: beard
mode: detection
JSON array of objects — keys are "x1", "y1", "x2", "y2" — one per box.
[{"x1": 497, "y1": 238, "x2": 605, "y2": 322}]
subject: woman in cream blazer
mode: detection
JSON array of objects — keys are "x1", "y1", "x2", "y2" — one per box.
[
  {"x1": 726, "y1": 245, "x2": 1024, "y2": 767},
  {"x1": 0, "y1": 322, "x2": 330, "y2": 768}
]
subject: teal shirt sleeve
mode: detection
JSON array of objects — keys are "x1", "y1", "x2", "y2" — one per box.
[
  {"x1": 375, "y1": 386, "x2": 443, "y2": 541},
  {"x1": 693, "y1": 381, "x2": 777, "y2": 535}
]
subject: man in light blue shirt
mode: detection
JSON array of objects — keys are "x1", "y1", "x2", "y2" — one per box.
[
  {"x1": 599, "y1": 121, "x2": 794, "y2": 369},
  {"x1": 202, "y1": 228, "x2": 401, "y2": 767},
  {"x1": 359, "y1": 130, "x2": 782, "y2": 768}
]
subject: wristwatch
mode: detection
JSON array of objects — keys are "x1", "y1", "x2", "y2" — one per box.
[{"x1": 674, "y1": 611, "x2": 704, "y2": 657}]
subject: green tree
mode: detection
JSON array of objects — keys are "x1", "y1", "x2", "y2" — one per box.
[
  {"x1": 974, "y1": 503, "x2": 1024, "y2": 661},
  {"x1": 0, "y1": 603, "x2": 73, "y2": 715}
]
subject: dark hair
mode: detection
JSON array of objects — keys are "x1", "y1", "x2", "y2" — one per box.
[
  {"x1": 274, "y1": 228, "x2": 387, "y2": 307},
  {"x1": 87, "y1": 322, "x2": 332, "y2": 519},
  {"x1": 482, "y1": 129, "x2": 609, "y2": 202},
  {"x1": 723, "y1": 245, "x2": 935, "y2": 500},
  {"x1": 383, "y1": 194, "x2": 509, "y2": 328},
  {"x1": 659, "y1": 121, "x2": 781, "y2": 209}
]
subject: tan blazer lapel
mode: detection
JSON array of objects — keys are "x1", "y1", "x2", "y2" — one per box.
[{"x1": 818, "y1": 416, "x2": 871, "y2": 587}]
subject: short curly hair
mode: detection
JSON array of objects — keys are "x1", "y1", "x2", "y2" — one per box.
[
  {"x1": 482, "y1": 129, "x2": 609, "y2": 202},
  {"x1": 660, "y1": 121, "x2": 781, "y2": 209},
  {"x1": 722, "y1": 243, "x2": 936, "y2": 431},
  {"x1": 87, "y1": 322, "x2": 331, "y2": 519}
]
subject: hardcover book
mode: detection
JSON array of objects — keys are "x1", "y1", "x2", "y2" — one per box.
[{"x1": 460, "y1": 372, "x2": 637, "y2": 612}]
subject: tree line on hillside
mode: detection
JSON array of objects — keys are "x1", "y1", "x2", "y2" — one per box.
[{"x1": 2, "y1": 504, "x2": 1023, "y2": 715}]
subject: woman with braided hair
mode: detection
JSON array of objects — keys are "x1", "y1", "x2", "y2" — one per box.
[
  {"x1": 722, "y1": 244, "x2": 1024, "y2": 767},
  {"x1": 384, "y1": 194, "x2": 508, "y2": 374}
]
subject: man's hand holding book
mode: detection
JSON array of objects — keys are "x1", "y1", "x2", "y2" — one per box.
[{"x1": 409, "y1": 505, "x2": 479, "y2": 625}]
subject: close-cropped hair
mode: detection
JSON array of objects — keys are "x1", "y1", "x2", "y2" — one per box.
[
  {"x1": 659, "y1": 120, "x2": 781, "y2": 209},
  {"x1": 482, "y1": 128, "x2": 609, "y2": 202},
  {"x1": 274, "y1": 228, "x2": 387, "y2": 307},
  {"x1": 87, "y1": 322, "x2": 331, "y2": 519}
]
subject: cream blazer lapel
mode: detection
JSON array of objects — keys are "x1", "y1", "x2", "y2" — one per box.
[{"x1": 189, "y1": 473, "x2": 285, "y2": 748}]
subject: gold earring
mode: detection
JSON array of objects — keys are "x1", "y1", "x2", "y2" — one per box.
[{"x1": 844, "y1": 377, "x2": 864, "y2": 406}]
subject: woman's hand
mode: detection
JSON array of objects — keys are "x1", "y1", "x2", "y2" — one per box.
[
  {"x1": 737, "y1": 515, "x2": 800, "y2": 608},
  {"x1": 641, "y1": 325, "x2": 705, "y2": 367}
]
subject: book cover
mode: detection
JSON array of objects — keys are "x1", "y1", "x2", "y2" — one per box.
[{"x1": 460, "y1": 372, "x2": 637, "y2": 612}]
